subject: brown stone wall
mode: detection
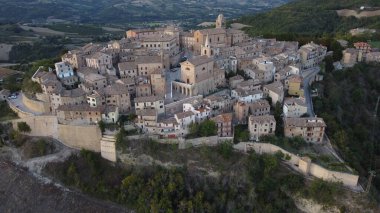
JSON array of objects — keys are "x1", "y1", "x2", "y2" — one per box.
[{"x1": 22, "y1": 93, "x2": 50, "y2": 114}]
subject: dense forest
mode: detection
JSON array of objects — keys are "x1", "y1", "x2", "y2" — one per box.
[
  {"x1": 313, "y1": 62, "x2": 380, "y2": 193},
  {"x1": 239, "y1": 0, "x2": 380, "y2": 35}
]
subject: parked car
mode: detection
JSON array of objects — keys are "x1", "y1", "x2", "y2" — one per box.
[{"x1": 8, "y1": 95, "x2": 17, "y2": 99}]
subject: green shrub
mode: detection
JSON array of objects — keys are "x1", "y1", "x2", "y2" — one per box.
[
  {"x1": 304, "y1": 179, "x2": 342, "y2": 205},
  {"x1": 217, "y1": 141, "x2": 233, "y2": 159},
  {"x1": 17, "y1": 122, "x2": 31, "y2": 133}
]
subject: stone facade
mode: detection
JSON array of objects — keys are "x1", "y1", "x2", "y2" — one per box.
[
  {"x1": 284, "y1": 117, "x2": 326, "y2": 143},
  {"x1": 210, "y1": 113, "x2": 233, "y2": 137},
  {"x1": 248, "y1": 115, "x2": 276, "y2": 141}
]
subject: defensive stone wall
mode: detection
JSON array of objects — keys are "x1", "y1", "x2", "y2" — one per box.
[
  {"x1": 11, "y1": 116, "x2": 58, "y2": 137},
  {"x1": 309, "y1": 164, "x2": 359, "y2": 187},
  {"x1": 22, "y1": 93, "x2": 50, "y2": 114},
  {"x1": 235, "y1": 142, "x2": 359, "y2": 187},
  {"x1": 10, "y1": 116, "x2": 101, "y2": 152},
  {"x1": 7, "y1": 100, "x2": 34, "y2": 118},
  {"x1": 185, "y1": 136, "x2": 219, "y2": 147},
  {"x1": 58, "y1": 124, "x2": 102, "y2": 152}
]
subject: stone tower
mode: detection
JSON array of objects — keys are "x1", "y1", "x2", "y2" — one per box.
[
  {"x1": 201, "y1": 34, "x2": 212, "y2": 57},
  {"x1": 216, "y1": 14, "x2": 226, "y2": 29}
]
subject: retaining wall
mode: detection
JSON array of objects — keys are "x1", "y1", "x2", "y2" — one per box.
[
  {"x1": 57, "y1": 124, "x2": 102, "y2": 152},
  {"x1": 236, "y1": 142, "x2": 359, "y2": 187},
  {"x1": 7, "y1": 100, "x2": 34, "y2": 118},
  {"x1": 11, "y1": 116, "x2": 58, "y2": 137},
  {"x1": 10, "y1": 116, "x2": 101, "y2": 152},
  {"x1": 22, "y1": 93, "x2": 49, "y2": 114}
]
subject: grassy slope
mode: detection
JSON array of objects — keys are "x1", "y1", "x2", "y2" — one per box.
[{"x1": 239, "y1": 0, "x2": 380, "y2": 35}]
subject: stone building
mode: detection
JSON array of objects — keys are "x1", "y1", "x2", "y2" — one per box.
[
  {"x1": 61, "y1": 50, "x2": 87, "y2": 69},
  {"x1": 248, "y1": 115, "x2": 276, "y2": 141},
  {"x1": 134, "y1": 95, "x2": 165, "y2": 115},
  {"x1": 210, "y1": 113, "x2": 233, "y2": 137},
  {"x1": 283, "y1": 98, "x2": 308, "y2": 118},
  {"x1": 88, "y1": 83, "x2": 131, "y2": 114},
  {"x1": 175, "y1": 111, "x2": 196, "y2": 134},
  {"x1": 85, "y1": 52, "x2": 114, "y2": 75},
  {"x1": 136, "y1": 55, "x2": 167, "y2": 76},
  {"x1": 284, "y1": 117, "x2": 326, "y2": 143},
  {"x1": 136, "y1": 109, "x2": 158, "y2": 133},
  {"x1": 354, "y1": 42, "x2": 371, "y2": 53},
  {"x1": 50, "y1": 88, "x2": 87, "y2": 114},
  {"x1": 342, "y1": 48, "x2": 359, "y2": 67},
  {"x1": 136, "y1": 83, "x2": 152, "y2": 97},
  {"x1": 229, "y1": 75, "x2": 244, "y2": 89},
  {"x1": 286, "y1": 75, "x2": 304, "y2": 97},
  {"x1": 56, "y1": 104, "x2": 103, "y2": 125},
  {"x1": 231, "y1": 88, "x2": 264, "y2": 103},
  {"x1": 150, "y1": 70, "x2": 166, "y2": 97},
  {"x1": 172, "y1": 56, "x2": 217, "y2": 96},
  {"x1": 233, "y1": 100, "x2": 271, "y2": 125},
  {"x1": 118, "y1": 61, "x2": 138, "y2": 78},
  {"x1": 298, "y1": 42, "x2": 327, "y2": 69},
  {"x1": 215, "y1": 14, "x2": 226, "y2": 29},
  {"x1": 263, "y1": 81, "x2": 284, "y2": 106}
]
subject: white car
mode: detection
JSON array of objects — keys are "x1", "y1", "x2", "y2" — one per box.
[{"x1": 8, "y1": 95, "x2": 17, "y2": 99}]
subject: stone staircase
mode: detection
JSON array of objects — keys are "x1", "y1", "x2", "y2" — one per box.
[{"x1": 100, "y1": 134, "x2": 117, "y2": 162}]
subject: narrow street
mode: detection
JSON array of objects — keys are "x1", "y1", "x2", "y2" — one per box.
[
  {"x1": 302, "y1": 67, "x2": 358, "y2": 177},
  {"x1": 302, "y1": 67, "x2": 320, "y2": 117}
]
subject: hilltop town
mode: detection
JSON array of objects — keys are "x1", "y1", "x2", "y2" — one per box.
[
  {"x1": 1, "y1": 12, "x2": 380, "y2": 212},
  {"x1": 4, "y1": 13, "x2": 380, "y2": 187}
]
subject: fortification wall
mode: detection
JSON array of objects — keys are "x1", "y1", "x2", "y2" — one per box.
[
  {"x1": 11, "y1": 116, "x2": 58, "y2": 137},
  {"x1": 22, "y1": 93, "x2": 50, "y2": 114},
  {"x1": 309, "y1": 164, "x2": 359, "y2": 187},
  {"x1": 10, "y1": 116, "x2": 101, "y2": 152},
  {"x1": 245, "y1": 142, "x2": 300, "y2": 165},
  {"x1": 186, "y1": 136, "x2": 219, "y2": 147},
  {"x1": 8, "y1": 100, "x2": 34, "y2": 118},
  {"x1": 236, "y1": 142, "x2": 359, "y2": 187},
  {"x1": 57, "y1": 124, "x2": 102, "y2": 152}
]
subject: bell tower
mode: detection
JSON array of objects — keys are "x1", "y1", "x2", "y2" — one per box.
[
  {"x1": 216, "y1": 14, "x2": 225, "y2": 29},
  {"x1": 201, "y1": 34, "x2": 212, "y2": 57}
]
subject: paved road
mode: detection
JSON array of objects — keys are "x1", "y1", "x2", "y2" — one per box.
[
  {"x1": 301, "y1": 67, "x2": 360, "y2": 177},
  {"x1": 302, "y1": 67, "x2": 320, "y2": 117},
  {"x1": 7, "y1": 93, "x2": 43, "y2": 116}
]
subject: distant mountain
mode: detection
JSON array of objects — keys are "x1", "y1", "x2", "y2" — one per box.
[
  {"x1": 238, "y1": 0, "x2": 380, "y2": 35},
  {"x1": 0, "y1": 0, "x2": 290, "y2": 25}
]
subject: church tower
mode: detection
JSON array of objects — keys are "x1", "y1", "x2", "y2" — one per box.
[
  {"x1": 201, "y1": 34, "x2": 212, "y2": 57},
  {"x1": 216, "y1": 14, "x2": 226, "y2": 29}
]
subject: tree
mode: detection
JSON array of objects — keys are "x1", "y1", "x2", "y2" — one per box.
[
  {"x1": 187, "y1": 120, "x2": 217, "y2": 138},
  {"x1": 217, "y1": 141, "x2": 233, "y2": 159},
  {"x1": 98, "y1": 121, "x2": 105, "y2": 133},
  {"x1": 273, "y1": 102, "x2": 283, "y2": 136},
  {"x1": 199, "y1": 120, "x2": 217, "y2": 137},
  {"x1": 17, "y1": 122, "x2": 31, "y2": 133},
  {"x1": 233, "y1": 125, "x2": 250, "y2": 143},
  {"x1": 324, "y1": 56, "x2": 334, "y2": 73}
]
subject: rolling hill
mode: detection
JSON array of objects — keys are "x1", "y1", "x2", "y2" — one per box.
[
  {"x1": 238, "y1": 0, "x2": 380, "y2": 35},
  {"x1": 0, "y1": 0, "x2": 290, "y2": 25}
]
